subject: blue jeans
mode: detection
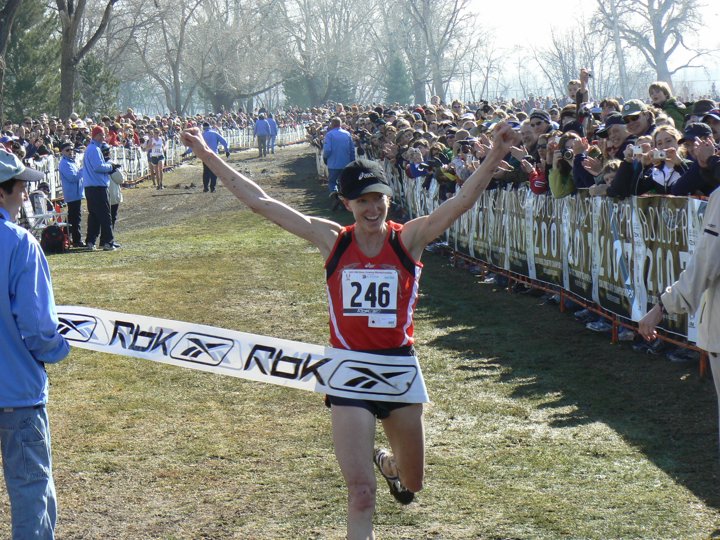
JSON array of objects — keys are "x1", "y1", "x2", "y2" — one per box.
[
  {"x1": 328, "y1": 168, "x2": 343, "y2": 194},
  {"x1": 269, "y1": 136, "x2": 276, "y2": 153},
  {"x1": 0, "y1": 406, "x2": 56, "y2": 539}
]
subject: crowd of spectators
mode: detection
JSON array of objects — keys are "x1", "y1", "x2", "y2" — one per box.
[
  {"x1": 304, "y1": 76, "x2": 720, "y2": 361},
  {"x1": 0, "y1": 108, "x2": 306, "y2": 167},
  {"x1": 306, "y1": 76, "x2": 720, "y2": 206}
]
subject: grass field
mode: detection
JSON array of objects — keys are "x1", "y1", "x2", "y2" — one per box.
[{"x1": 3, "y1": 145, "x2": 720, "y2": 539}]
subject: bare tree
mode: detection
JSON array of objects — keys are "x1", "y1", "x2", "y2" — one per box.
[
  {"x1": 188, "y1": 0, "x2": 285, "y2": 112},
  {"x1": 531, "y1": 20, "x2": 620, "y2": 101},
  {"x1": 596, "y1": 0, "x2": 707, "y2": 86},
  {"x1": 463, "y1": 35, "x2": 505, "y2": 102},
  {"x1": 56, "y1": 0, "x2": 118, "y2": 118},
  {"x1": 275, "y1": 0, "x2": 369, "y2": 105},
  {"x1": 133, "y1": 0, "x2": 202, "y2": 114},
  {"x1": 404, "y1": 0, "x2": 476, "y2": 102}
]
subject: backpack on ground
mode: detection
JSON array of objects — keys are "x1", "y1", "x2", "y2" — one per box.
[{"x1": 40, "y1": 225, "x2": 69, "y2": 254}]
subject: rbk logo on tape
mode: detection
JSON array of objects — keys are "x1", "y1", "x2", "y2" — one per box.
[
  {"x1": 57, "y1": 314, "x2": 98, "y2": 342},
  {"x1": 56, "y1": 306, "x2": 429, "y2": 403},
  {"x1": 170, "y1": 333, "x2": 235, "y2": 366}
]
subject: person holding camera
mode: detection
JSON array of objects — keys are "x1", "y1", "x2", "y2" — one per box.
[
  {"x1": 670, "y1": 123, "x2": 719, "y2": 197},
  {"x1": 82, "y1": 125, "x2": 120, "y2": 251},
  {"x1": 602, "y1": 126, "x2": 689, "y2": 198}
]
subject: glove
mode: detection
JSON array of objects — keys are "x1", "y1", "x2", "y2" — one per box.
[
  {"x1": 111, "y1": 163, "x2": 121, "y2": 172},
  {"x1": 225, "y1": 151, "x2": 230, "y2": 158}
]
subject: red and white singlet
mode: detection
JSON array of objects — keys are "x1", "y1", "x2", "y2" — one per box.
[{"x1": 325, "y1": 221, "x2": 423, "y2": 351}]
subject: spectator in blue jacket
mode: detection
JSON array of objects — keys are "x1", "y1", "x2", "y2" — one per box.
[
  {"x1": 254, "y1": 113, "x2": 271, "y2": 157},
  {"x1": 267, "y1": 113, "x2": 279, "y2": 154},
  {"x1": 322, "y1": 117, "x2": 356, "y2": 201},
  {"x1": 0, "y1": 148, "x2": 70, "y2": 540},
  {"x1": 82, "y1": 125, "x2": 119, "y2": 251},
  {"x1": 58, "y1": 141, "x2": 85, "y2": 247},
  {"x1": 201, "y1": 122, "x2": 230, "y2": 193}
]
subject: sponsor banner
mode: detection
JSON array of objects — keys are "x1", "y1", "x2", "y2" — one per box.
[
  {"x1": 595, "y1": 197, "x2": 634, "y2": 318},
  {"x1": 370, "y1": 157, "x2": 703, "y2": 340},
  {"x1": 565, "y1": 191, "x2": 594, "y2": 301},
  {"x1": 531, "y1": 193, "x2": 564, "y2": 285},
  {"x1": 57, "y1": 306, "x2": 429, "y2": 403},
  {"x1": 507, "y1": 187, "x2": 530, "y2": 276}
]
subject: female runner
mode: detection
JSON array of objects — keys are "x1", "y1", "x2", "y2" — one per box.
[{"x1": 180, "y1": 122, "x2": 513, "y2": 540}]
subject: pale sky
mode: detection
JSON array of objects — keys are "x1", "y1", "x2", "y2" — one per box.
[{"x1": 472, "y1": 0, "x2": 720, "y2": 97}]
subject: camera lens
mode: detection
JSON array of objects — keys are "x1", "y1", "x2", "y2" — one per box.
[{"x1": 563, "y1": 149, "x2": 574, "y2": 160}]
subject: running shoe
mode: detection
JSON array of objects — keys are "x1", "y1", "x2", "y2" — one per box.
[{"x1": 373, "y1": 448, "x2": 414, "y2": 505}]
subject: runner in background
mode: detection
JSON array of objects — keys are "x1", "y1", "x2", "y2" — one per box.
[
  {"x1": 180, "y1": 122, "x2": 514, "y2": 540},
  {"x1": 148, "y1": 128, "x2": 166, "y2": 190}
]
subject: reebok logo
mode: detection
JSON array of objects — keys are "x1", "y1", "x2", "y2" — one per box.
[
  {"x1": 328, "y1": 360, "x2": 418, "y2": 396},
  {"x1": 57, "y1": 314, "x2": 97, "y2": 342},
  {"x1": 170, "y1": 333, "x2": 235, "y2": 366}
]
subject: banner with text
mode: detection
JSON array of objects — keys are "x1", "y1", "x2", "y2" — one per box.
[{"x1": 56, "y1": 306, "x2": 429, "y2": 403}]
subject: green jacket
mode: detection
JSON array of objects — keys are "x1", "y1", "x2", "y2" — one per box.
[{"x1": 662, "y1": 97, "x2": 687, "y2": 129}]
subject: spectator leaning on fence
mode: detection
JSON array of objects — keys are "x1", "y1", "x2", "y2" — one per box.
[{"x1": 0, "y1": 148, "x2": 70, "y2": 539}]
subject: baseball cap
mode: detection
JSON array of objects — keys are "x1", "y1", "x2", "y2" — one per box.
[
  {"x1": 0, "y1": 149, "x2": 45, "y2": 183},
  {"x1": 679, "y1": 122, "x2": 713, "y2": 144},
  {"x1": 59, "y1": 141, "x2": 75, "y2": 152},
  {"x1": 690, "y1": 99, "x2": 716, "y2": 116},
  {"x1": 595, "y1": 113, "x2": 625, "y2": 138},
  {"x1": 91, "y1": 125, "x2": 105, "y2": 138},
  {"x1": 338, "y1": 159, "x2": 393, "y2": 200},
  {"x1": 702, "y1": 109, "x2": 720, "y2": 123},
  {"x1": 621, "y1": 99, "x2": 648, "y2": 117}
]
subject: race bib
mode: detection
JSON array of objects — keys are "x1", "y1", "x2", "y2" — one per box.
[{"x1": 341, "y1": 269, "x2": 398, "y2": 328}]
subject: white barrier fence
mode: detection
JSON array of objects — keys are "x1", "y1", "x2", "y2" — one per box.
[{"x1": 31, "y1": 125, "x2": 308, "y2": 200}]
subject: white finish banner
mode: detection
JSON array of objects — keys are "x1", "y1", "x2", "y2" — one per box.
[{"x1": 56, "y1": 306, "x2": 429, "y2": 403}]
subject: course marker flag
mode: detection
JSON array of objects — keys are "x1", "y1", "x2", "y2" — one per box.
[{"x1": 56, "y1": 306, "x2": 429, "y2": 403}]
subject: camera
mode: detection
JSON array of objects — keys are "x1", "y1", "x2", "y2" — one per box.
[
  {"x1": 652, "y1": 149, "x2": 666, "y2": 160},
  {"x1": 563, "y1": 149, "x2": 574, "y2": 160},
  {"x1": 633, "y1": 145, "x2": 643, "y2": 156}
]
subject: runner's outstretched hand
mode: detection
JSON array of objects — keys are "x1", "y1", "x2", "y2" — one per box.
[{"x1": 181, "y1": 128, "x2": 210, "y2": 157}]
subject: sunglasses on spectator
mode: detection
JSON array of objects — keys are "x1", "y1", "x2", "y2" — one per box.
[{"x1": 624, "y1": 114, "x2": 641, "y2": 123}]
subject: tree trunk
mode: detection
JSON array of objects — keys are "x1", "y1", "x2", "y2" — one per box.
[
  {"x1": 654, "y1": 53, "x2": 672, "y2": 86},
  {"x1": 412, "y1": 78, "x2": 426, "y2": 105},
  {"x1": 429, "y1": 54, "x2": 444, "y2": 101},
  {"x1": 0, "y1": 0, "x2": 23, "y2": 124},
  {"x1": 59, "y1": 40, "x2": 77, "y2": 119},
  {"x1": 306, "y1": 75, "x2": 321, "y2": 106}
]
